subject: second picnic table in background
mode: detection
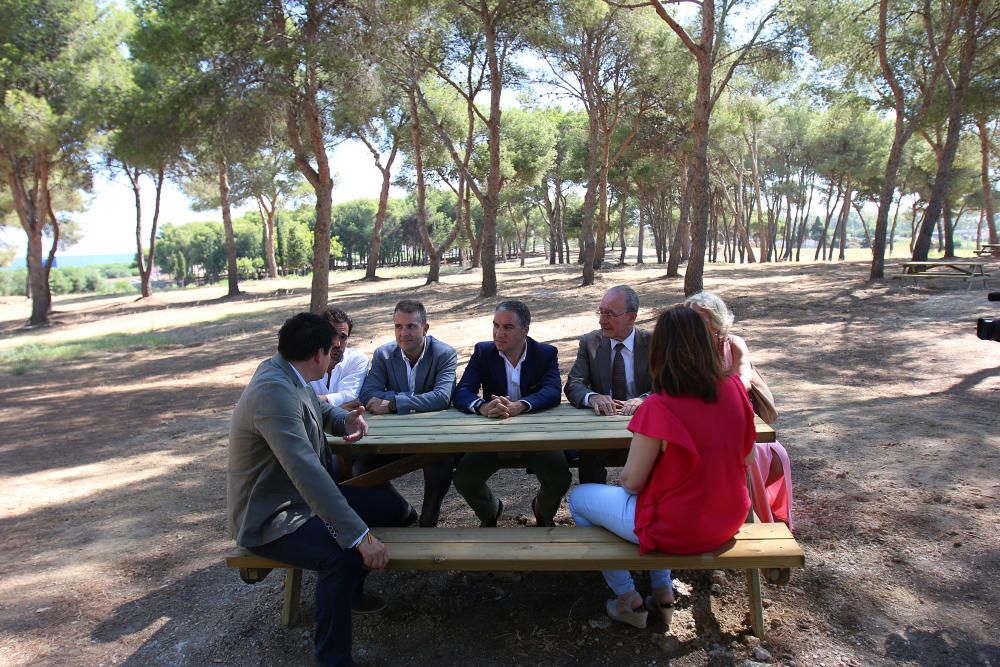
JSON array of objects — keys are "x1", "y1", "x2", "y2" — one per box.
[{"x1": 891, "y1": 260, "x2": 989, "y2": 290}]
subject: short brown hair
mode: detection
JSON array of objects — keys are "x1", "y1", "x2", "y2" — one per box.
[
  {"x1": 393, "y1": 299, "x2": 426, "y2": 324},
  {"x1": 323, "y1": 306, "x2": 354, "y2": 334},
  {"x1": 649, "y1": 305, "x2": 725, "y2": 402}
]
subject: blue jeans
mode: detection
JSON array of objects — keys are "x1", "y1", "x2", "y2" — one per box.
[
  {"x1": 248, "y1": 484, "x2": 410, "y2": 667},
  {"x1": 568, "y1": 483, "x2": 672, "y2": 596}
]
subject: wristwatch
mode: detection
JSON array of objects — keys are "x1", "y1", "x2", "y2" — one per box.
[{"x1": 387, "y1": 398, "x2": 397, "y2": 413}]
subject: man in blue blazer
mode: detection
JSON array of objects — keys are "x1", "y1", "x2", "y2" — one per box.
[
  {"x1": 358, "y1": 299, "x2": 458, "y2": 527},
  {"x1": 452, "y1": 300, "x2": 569, "y2": 527}
]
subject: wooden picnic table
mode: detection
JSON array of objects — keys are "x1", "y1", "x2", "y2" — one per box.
[
  {"x1": 892, "y1": 260, "x2": 989, "y2": 290},
  {"x1": 975, "y1": 243, "x2": 1000, "y2": 257},
  {"x1": 328, "y1": 403, "x2": 775, "y2": 487},
  {"x1": 235, "y1": 406, "x2": 794, "y2": 637}
]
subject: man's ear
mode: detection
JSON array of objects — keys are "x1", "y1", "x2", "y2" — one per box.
[{"x1": 422, "y1": 323, "x2": 429, "y2": 335}]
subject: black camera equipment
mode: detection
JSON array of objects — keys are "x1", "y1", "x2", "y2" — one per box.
[{"x1": 977, "y1": 292, "x2": 1000, "y2": 342}]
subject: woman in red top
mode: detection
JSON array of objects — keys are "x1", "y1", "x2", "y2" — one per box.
[{"x1": 568, "y1": 305, "x2": 756, "y2": 629}]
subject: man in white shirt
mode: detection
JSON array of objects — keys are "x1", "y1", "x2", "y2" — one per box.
[
  {"x1": 452, "y1": 300, "x2": 568, "y2": 527},
  {"x1": 564, "y1": 285, "x2": 653, "y2": 484},
  {"x1": 310, "y1": 307, "x2": 370, "y2": 408}
]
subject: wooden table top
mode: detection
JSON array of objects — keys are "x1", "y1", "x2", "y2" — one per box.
[
  {"x1": 327, "y1": 403, "x2": 776, "y2": 456},
  {"x1": 901, "y1": 260, "x2": 985, "y2": 274}
]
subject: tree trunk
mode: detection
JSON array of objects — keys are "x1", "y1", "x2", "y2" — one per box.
[
  {"x1": 7, "y1": 159, "x2": 55, "y2": 325},
  {"x1": 362, "y1": 134, "x2": 399, "y2": 281},
  {"x1": 746, "y1": 124, "x2": 769, "y2": 262},
  {"x1": 977, "y1": 117, "x2": 998, "y2": 245},
  {"x1": 912, "y1": 0, "x2": 979, "y2": 261},
  {"x1": 216, "y1": 151, "x2": 240, "y2": 297},
  {"x1": 618, "y1": 185, "x2": 629, "y2": 265},
  {"x1": 579, "y1": 111, "x2": 599, "y2": 285},
  {"x1": 869, "y1": 0, "x2": 966, "y2": 278},
  {"x1": 667, "y1": 161, "x2": 690, "y2": 277}
]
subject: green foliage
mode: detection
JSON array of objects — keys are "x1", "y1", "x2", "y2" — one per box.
[
  {"x1": 0, "y1": 268, "x2": 27, "y2": 296},
  {"x1": 0, "y1": 331, "x2": 174, "y2": 373}
]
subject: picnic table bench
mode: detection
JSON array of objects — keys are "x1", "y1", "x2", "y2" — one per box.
[
  {"x1": 974, "y1": 243, "x2": 1000, "y2": 257},
  {"x1": 890, "y1": 260, "x2": 989, "y2": 290},
  {"x1": 227, "y1": 522, "x2": 803, "y2": 637},
  {"x1": 225, "y1": 406, "x2": 799, "y2": 638}
]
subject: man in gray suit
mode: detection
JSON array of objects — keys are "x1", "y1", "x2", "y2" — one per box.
[
  {"x1": 228, "y1": 313, "x2": 413, "y2": 667},
  {"x1": 358, "y1": 299, "x2": 458, "y2": 527},
  {"x1": 564, "y1": 285, "x2": 652, "y2": 484}
]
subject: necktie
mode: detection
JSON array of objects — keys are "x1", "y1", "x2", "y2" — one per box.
[{"x1": 611, "y1": 342, "x2": 627, "y2": 401}]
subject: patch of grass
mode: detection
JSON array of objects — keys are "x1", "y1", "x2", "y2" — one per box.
[{"x1": 0, "y1": 332, "x2": 176, "y2": 371}]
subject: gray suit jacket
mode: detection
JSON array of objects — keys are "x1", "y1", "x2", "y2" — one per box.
[
  {"x1": 227, "y1": 353, "x2": 367, "y2": 550},
  {"x1": 358, "y1": 335, "x2": 457, "y2": 414},
  {"x1": 564, "y1": 328, "x2": 653, "y2": 407}
]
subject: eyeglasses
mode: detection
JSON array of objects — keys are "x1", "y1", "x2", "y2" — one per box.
[{"x1": 596, "y1": 309, "x2": 628, "y2": 319}]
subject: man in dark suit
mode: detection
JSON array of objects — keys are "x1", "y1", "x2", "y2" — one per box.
[
  {"x1": 564, "y1": 285, "x2": 653, "y2": 484},
  {"x1": 452, "y1": 300, "x2": 569, "y2": 527},
  {"x1": 357, "y1": 299, "x2": 458, "y2": 527},
  {"x1": 228, "y1": 313, "x2": 412, "y2": 667}
]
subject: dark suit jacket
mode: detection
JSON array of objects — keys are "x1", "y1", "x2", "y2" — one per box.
[
  {"x1": 358, "y1": 335, "x2": 457, "y2": 414},
  {"x1": 454, "y1": 337, "x2": 561, "y2": 413},
  {"x1": 564, "y1": 328, "x2": 653, "y2": 407},
  {"x1": 227, "y1": 354, "x2": 366, "y2": 550}
]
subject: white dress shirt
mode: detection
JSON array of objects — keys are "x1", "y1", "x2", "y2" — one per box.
[
  {"x1": 310, "y1": 348, "x2": 370, "y2": 406},
  {"x1": 400, "y1": 341, "x2": 428, "y2": 394},
  {"x1": 500, "y1": 346, "x2": 526, "y2": 402}
]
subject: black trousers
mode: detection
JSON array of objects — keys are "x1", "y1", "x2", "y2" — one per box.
[{"x1": 353, "y1": 453, "x2": 460, "y2": 527}]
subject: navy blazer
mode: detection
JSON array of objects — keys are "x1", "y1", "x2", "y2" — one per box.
[{"x1": 454, "y1": 337, "x2": 561, "y2": 413}]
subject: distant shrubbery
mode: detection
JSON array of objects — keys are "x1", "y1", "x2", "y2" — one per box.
[{"x1": 0, "y1": 265, "x2": 138, "y2": 297}]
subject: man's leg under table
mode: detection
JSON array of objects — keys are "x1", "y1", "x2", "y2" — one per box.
[
  {"x1": 452, "y1": 452, "x2": 504, "y2": 524},
  {"x1": 418, "y1": 454, "x2": 461, "y2": 527},
  {"x1": 524, "y1": 450, "x2": 572, "y2": 524},
  {"x1": 249, "y1": 517, "x2": 366, "y2": 667}
]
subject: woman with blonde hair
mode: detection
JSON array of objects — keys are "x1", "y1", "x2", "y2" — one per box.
[
  {"x1": 684, "y1": 291, "x2": 793, "y2": 530},
  {"x1": 569, "y1": 305, "x2": 756, "y2": 629},
  {"x1": 683, "y1": 291, "x2": 751, "y2": 390}
]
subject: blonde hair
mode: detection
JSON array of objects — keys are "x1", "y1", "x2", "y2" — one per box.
[{"x1": 684, "y1": 291, "x2": 735, "y2": 336}]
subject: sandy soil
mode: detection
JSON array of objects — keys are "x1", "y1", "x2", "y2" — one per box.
[{"x1": 1, "y1": 256, "x2": 998, "y2": 667}]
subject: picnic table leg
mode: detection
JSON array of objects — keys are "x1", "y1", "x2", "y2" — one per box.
[
  {"x1": 746, "y1": 567, "x2": 766, "y2": 638},
  {"x1": 282, "y1": 568, "x2": 302, "y2": 627}
]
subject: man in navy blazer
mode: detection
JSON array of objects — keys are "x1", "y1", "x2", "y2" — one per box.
[
  {"x1": 452, "y1": 300, "x2": 570, "y2": 527},
  {"x1": 357, "y1": 299, "x2": 458, "y2": 527}
]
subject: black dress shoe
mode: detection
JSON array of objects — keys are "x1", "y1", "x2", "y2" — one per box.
[
  {"x1": 401, "y1": 507, "x2": 419, "y2": 527},
  {"x1": 532, "y1": 497, "x2": 554, "y2": 527},
  {"x1": 352, "y1": 592, "x2": 386, "y2": 615},
  {"x1": 481, "y1": 498, "x2": 503, "y2": 527}
]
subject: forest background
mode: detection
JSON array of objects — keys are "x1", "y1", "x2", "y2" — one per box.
[{"x1": 0, "y1": 0, "x2": 998, "y2": 327}]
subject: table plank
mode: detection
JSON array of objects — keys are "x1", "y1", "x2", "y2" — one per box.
[{"x1": 330, "y1": 405, "x2": 775, "y2": 455}]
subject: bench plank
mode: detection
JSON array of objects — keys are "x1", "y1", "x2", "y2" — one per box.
[
  {"x1": 372, "y1": 524, "x2": 796, "y2": 543},
  {"x1": 227, "y1": 525, "x2": 804, "y2": 571}
]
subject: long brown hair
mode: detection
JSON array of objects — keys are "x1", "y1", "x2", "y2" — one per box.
[{"x1": 649, "y1": 305, "x2": 726, "y2": 402}]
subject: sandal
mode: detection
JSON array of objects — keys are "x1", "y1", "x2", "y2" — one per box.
[
  {"x1": 606, "y1": 592, "x2": 647, "y2": 629},
  {"x1": 644, "y1": 586, "x2": 675, "y2": 627}
]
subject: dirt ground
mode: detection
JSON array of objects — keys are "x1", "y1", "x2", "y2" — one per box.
[{"x1": 1, "y1": 256, "x2": 998, "y2": 667}]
